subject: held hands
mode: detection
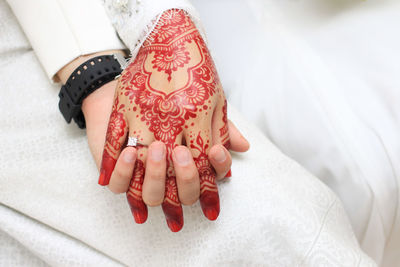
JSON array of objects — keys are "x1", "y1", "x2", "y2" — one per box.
[
  {"x1": 84, "y1": 81, "x2": 248, "y2": 232},
  {"x1": 89, "y1": 10, "x2": 248, "y2": 232}
]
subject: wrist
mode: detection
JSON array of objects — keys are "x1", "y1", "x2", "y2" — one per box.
[
  {"x1": 58, "y1": 51, "x2": 126, "y2": 128},
  {"x1": 82, "y1": 80, "x2": 117, "y2": 124},
  {"x1": 57, "y1": 49, "x2": 126, "y2": 84}
]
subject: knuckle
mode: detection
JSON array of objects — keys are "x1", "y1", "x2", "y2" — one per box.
[
  {"x1": 178, "y1": 173, "x2": 198, "y2": 184},
  {"x1": 146, "y1": 171, "x2": 165, "y2": 182},
  {"x1": 114, "y1": 166, "x2": 129, "y2": 179},
  {"x1": 148, "y1": 156, "x2": 165, "y2": 165}
]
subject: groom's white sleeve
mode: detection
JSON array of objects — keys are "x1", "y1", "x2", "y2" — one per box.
[{"x1": 6, "y1": 0, "x2": 126, "y2": 82}]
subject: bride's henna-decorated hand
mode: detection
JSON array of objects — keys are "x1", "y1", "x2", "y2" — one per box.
[{"x1": 99, "y1": 9, "x2": 232, "y2": 232}]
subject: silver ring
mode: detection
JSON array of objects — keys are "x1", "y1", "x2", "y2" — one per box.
[
  {"x1": 127, "y1": 136, "x2": 138, "y2": 147},
  {"x1": 127, "y1": 136, "x2": 147, "y2": 148}
]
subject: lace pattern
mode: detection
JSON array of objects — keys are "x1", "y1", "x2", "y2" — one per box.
[{"x1": 103, "y1": 0, "x2": 207, "y2": 64}]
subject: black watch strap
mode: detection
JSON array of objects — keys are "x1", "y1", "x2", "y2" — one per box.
[{"x1": 58, "y1": 54, "x2": 124, "y2": 129}]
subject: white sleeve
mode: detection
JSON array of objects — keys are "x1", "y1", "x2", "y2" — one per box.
[
  {"x1": 104, "y1": 0, "x2": 205, "y2": 61},
  {"x1": 6, "y1": 0, "x2": 126, "y2": 82}
]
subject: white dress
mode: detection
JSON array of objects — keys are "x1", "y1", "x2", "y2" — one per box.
[
  {"x1": 0, "y1": 0, "x2": 378, "y2": 266},
  {"x1": 191, "y1": 0, "x2": 400, "y2": 266}
]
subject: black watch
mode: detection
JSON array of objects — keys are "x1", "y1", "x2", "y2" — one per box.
[{"x1": 58, "y1": 53, "x2": 127, "y2": 129}]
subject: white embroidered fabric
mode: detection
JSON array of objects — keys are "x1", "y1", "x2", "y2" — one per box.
[
  {"x1": 103, "y1": 0, "x2": 206, "y2": 62},
  {"x1": 0, "y1": 0, "x2": 377, "y2": 266}
]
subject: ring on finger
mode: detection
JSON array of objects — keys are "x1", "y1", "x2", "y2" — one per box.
[{"x1": 127, "y1": 136, "x2": 148, "y2": 148}]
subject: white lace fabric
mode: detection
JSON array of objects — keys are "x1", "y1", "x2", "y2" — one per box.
[{"x1": 103, "y1": 0, "x2": 206, "y2": 62}]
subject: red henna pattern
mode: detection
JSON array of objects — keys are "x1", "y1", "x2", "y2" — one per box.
[
  {"x1": 98, "y1": 98, "x2": 127, "y2": 186},
  {"x1": 165, "y1": 169, "x2": 179, "y2": 203},
  {"x1": 219, "y1": 99, "x2": 229, "y2": 142},
  {"x1": 127, "y1": 159, "x2": 148, "y2": 224},
  {"x1": 190, "y1": 132, "x2": 220, "y2": 220},
  {"x1": 105, "y1": 97, "x2": 126, "y2": 156},
  {"x1": 145, "y1": 9, "x2": 194, "y2": 46},
  {"x1": 121, "y1": 25, "x2": 216, "y2": 145},
  {"x1": 162, "y1": 164, "x2": 184, "y2": 232},
  {"x1": 220, "y1": 100, "x2": 231, "y2": 177},
  {"x1": 152, "y1": 45, "x2": 190, "y2": 81},
  {"x1": 116, "y1": 9, "x2": 225, "y2": 230},
  {"x1": 98, "y1": 150, "x2": 117, "y2": 186}
]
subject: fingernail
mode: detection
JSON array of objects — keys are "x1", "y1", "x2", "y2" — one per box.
[
  {"x1": 124, "y1": 150, "x2": 135, "y2": 163},
  {"x1": 162, "y1": 202, "x2": 184, "y2": 232},
  {"x1": 174, "y1": 147, "x2": 190, "y2": 166},
  {"x1": 98, "y1": 170, "x2": 107, "y2": 185},
  {"x1": 167, "y1": 218, "x2": 183, "y2": 232},
  {"x1": 204, "y1": 207, "x2": 219, "y2": 221},
  {"x1": 98, "y1": 151, "x2": 116, "y2": 186},
  {"x1": 200, "y1": 191, "x2": 220, "y2": 221},
  {"x1": 127, "y1": 194, "x2": 148, "y2": 224},
  {"x1": 150, "y1": 142, "x2": 165, "y2": 162},
  {"x1": 224, "y1": 169, "x2": 232, "y2": 178},
  {"x1": 214, "y1": 147, "x2": 226, "y2": 163}
]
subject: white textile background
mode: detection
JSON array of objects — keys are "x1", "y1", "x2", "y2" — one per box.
[
  {"x1": 0, "y1": 0, "x2": 376, "y2": 266},
  {"x1": 191, "y1": 0, "x2": 400, "y2": 266}
]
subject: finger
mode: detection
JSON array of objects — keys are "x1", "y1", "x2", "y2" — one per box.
[
  {"x1": 228, "y1": 120, "x2": 250, "y2": 152},
  {"x1": 108, "y1": 147, "x2": 137, "y2": 193},
  {"x1": 211, "y1": 98, "x2": 230, "y2": 148},
  {"x1": 211, "y1": 98, "x2": 232, "y2": 178},
  {"x1": 126, "y1": 147, "x2": 148, "y2": 224},
  {"x1": 98, "y1": 98, "x2": 128, "y2": 185},
  {"x1": 160, "y1": 135, "x2": 184, "y2": 232},
  {"x1": 208, "y1": 145, "x2": 232, "y2": 180},
  {"x1": 187, "y1": 130, "x2": 220, "y2": 221},
  {"x1": 142, "y1": 142, "x2": 167, "y2": 206},
  {"x1": 172, "y1": 146, "x2": 200, "y2": 206}
]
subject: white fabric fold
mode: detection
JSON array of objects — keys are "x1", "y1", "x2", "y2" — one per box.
[{"x1": 0, "y1": 205, "x2": 123, "y2": 267}]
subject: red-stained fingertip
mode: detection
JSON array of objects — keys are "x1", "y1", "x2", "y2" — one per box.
[
  {"x1": 200, "y1": 191, "x2": 220, "y2": 221},
  {"x1": 167, "y1": 218, "x2": 183, "y2": 232},
  {"x1": 204, "y1": 207, "x2": 219, "y2": 221},
  {"x1": 162, "y1": 202, "x2": 184, "y2": 232},
  {"x1": 127, "y1": 194, "x2": 148, "y2": 224},
  {"x1": 98, "y1": 150, "x2": 116, "y2": 186},
  {"x1": 133, "y1": 210, "x2": 148, "y2": 224},
  {"x1": 98, "y1": 170, "x2": 108, "y2": 186}
]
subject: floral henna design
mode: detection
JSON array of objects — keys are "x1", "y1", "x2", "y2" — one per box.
[
  {"x1": 190, "y1": 132, "x2": 220, "y2": 220},
  {"x1": 123, "y1": 9, "x2": 222, "y2": 227},
  {"x1": 100, "y1": 9, "x2": 228, "y2": 231},
  {"x1": 105, "y1": 98, "x2": 127, "y2": 155},
  {"x1": 162, "y1": 166, "x2": 184, "y2": 232},
  {"x1": 127, "y1": 159, "x2": 148, "y2": 223},
  {"x1": 152, "y1": 45, "x2": 190, "y2": 81},
  {"x1": 99, "y1": 98, "x2": 127, "y2": 185}
]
